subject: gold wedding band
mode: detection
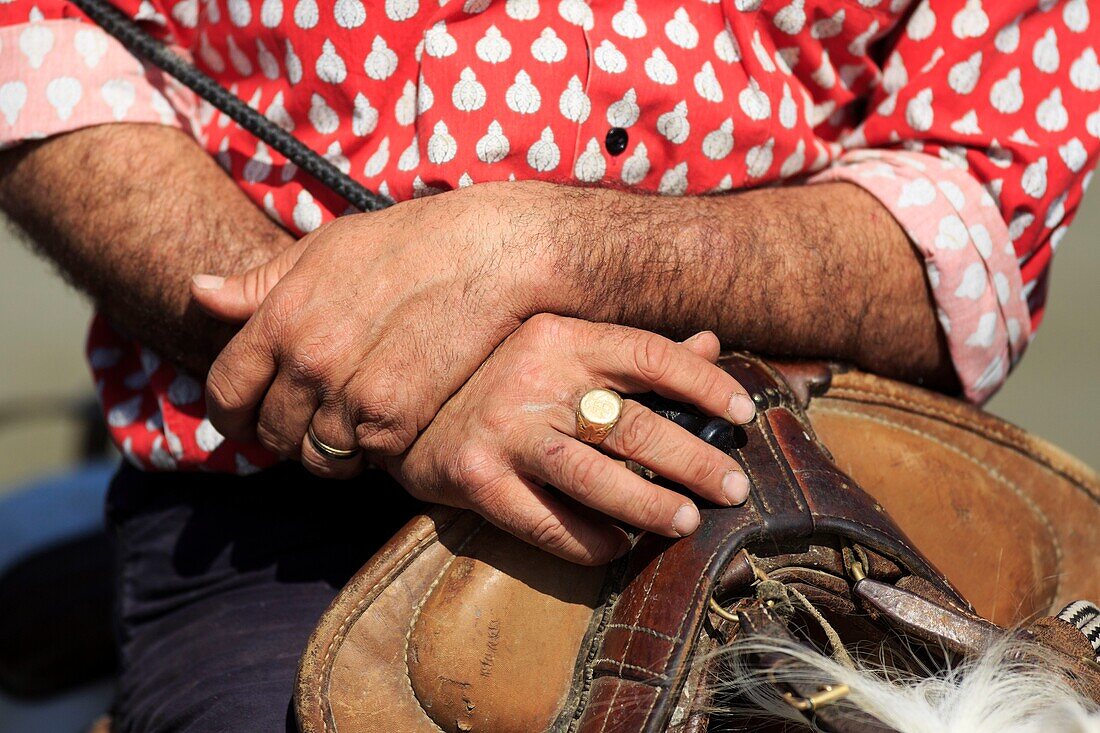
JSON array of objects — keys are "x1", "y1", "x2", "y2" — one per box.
[
  {"x1": 576, "y1": 388, "x2": 623, "y2": 445},
  {"x1": 307, "y1": 425, "x2": 361, "y2": 461}
]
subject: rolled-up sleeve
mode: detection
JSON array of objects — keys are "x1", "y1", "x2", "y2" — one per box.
[
  {"x1": 810, "y1": 0, "x2": 1099, "y2": 403},
  {"x1": 0, "y1": 5, "x2": 199, "y2": 149}
]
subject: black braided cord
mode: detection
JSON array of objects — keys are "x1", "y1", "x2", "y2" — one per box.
[{"x1": 68, "y1": 0, "x2": 393, "y2": 213}]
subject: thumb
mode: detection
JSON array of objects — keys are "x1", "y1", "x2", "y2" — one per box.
[
  {"x1": 191, "y1": 239, "x2": 308, "y2": 323},
  {"x1": 680, "y1": 331, "x2": 722, "y2": 363}
]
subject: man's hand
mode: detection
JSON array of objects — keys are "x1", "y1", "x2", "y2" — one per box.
[
  {"x1": 195, "y1": 179, "x2": 955, "y2": 479},
  {"x1": 194, "y1": 183, "x2": 561, "y2": 474},
  {"x1": 386, "y1": 315, "x2": 754, "y2": 565}
]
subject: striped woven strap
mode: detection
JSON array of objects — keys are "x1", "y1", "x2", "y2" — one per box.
[{"x1": 1057, "y1": 600, "x2": 1100, "y2": 661}]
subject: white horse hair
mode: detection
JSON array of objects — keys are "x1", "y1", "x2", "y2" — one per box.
[{"x1": 709, "y1": 635, "x2": 1100, "y2": 732}]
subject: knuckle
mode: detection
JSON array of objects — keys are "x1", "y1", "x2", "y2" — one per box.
[
  {"x1": 566, "y1": 452, "x2": 608, "y2": 496},
  {"x1": 699, "y1": 365, "x2": 729, "y2": 398},
  {"x1": 632, "y1": 333, "x2": 673, "y2": 383},
  {"x1": 519, "y1": 313, "x2": 567, "y2": 346},
  {"x1": 206, "y1": 362, "x2": 245, "y2": 412},
  {"x1": 284, "y1": 345, "x2": 337, "y2": 386},
  {"x1": 353, "y1": 389, "x2": 416, "y2": 456},
  {"x1": 449, "y1": 443, "x2": 501, "y2": 493},
  {"x1": 255, "y1": 420, "x2": 298, "y2": 458},
  {"x1": 256, "y1": 294, "x2": 298, "y2": 339},
  {"x1": 631, "y1": 486, "x2": 668, "y2": 528},
  {"x1": 510, "y1": 358, "x2": 547, "y2": 396},
  {"x1": 528, "y1": 513, "x2": 572, "y2": 554},
  {"x1": 479, "y1": 404, "x2": 515, "y2": 436},
  {"x1": 242, "y1": 268, "x2": 267, "y2": 310},
  {"x1": 356, "y1": 422, "x2": 416, "y2": 456},
  {"x1": 687, "y1": 451, "x2": 724, "y2": 488},
  {"x1": 614, "y1": 409, "x2": 660, "y2": 458},
  {"x1": 537, "y1": 435, "x2": 571, "y2": 473}
]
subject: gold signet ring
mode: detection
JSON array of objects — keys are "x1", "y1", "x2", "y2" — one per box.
[{"x1": 576, "y1": 388, "x2": 623, "y2": 445}]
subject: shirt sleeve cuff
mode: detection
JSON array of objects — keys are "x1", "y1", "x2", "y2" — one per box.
[
  {"x1": 809, "y1": 149, "x2": 1031, "y2": 404},
  {"x1": 0, "y1": 19, "x2": 199, "y2": 148}
]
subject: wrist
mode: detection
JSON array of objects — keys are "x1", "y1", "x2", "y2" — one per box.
[
  {"x1": 452, "y1": 180, "x2": 580, "y2": 320},
  {"x1": 494, "y1": 181, "x2": 639, "y2": 321}
]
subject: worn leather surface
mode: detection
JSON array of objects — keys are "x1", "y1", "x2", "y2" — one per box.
[
  {"x1": 809, "y1": 370, "x2": 1100, "y2": 624},
  {"x1": 408, "y1": 524, "x2": 607, "y2": 733},
  {"x1": 295, "y1": 509, "x2": 612, "y2": 733},
  {"x1": 296, "y1": 357, "x2": 1100, "y2": 733}
]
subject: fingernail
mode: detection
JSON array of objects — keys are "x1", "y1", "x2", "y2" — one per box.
[
  {"x1": 672, "y1": 504, "x2": 700, "y2": 537},
  {"x1": 727, "y1": 392, "x2": 756, "y2": 424},
  {"x1": 722, "y1": 469, "x2": 750, "y2": 506},
  {"x1": 683, "y1": 330, "x2": 713, "y2": 345},
  {"x1": 192, "y1": 274, "x2": 225, "y2": 290}
]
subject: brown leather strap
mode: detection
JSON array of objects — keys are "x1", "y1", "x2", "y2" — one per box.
[{"x1": 563, "y1": 355, "x2": 963, "y2": 733}]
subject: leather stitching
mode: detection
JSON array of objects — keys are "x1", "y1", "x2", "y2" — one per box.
[
  {"x1": 604, "y1": 624, "x2": 680, "y2": 643},
  {"x1": 760, "y1": 414, "x2": 810, "y2": 517},
  {"x1": 825, "y1": 387, "x2": 1100, "y2": 496},
  {"x1": 315, "y1": 513, "x2": 477, "y2": 733},
  {"x1": 590, "y1": 659, "x2": 671, "y2": 682},
  {"x1": 564, "y1": 576, "x2": 624, "y2": 733},
  {"x1": 817, "y1": 405, "x2": 1064, "y2": 608},
  {"x1": 597, "y1": 551, "x2": 665, "y2": 733},
  {"x1": 609, "y1": 520, "x2": 760, "y2": 731},
  {"x1": 318, "y1": 521, "x2": 454, "y2": 733},
  {"x1": 398, "y1": 521, "x2": 487, "y2": 733},
  {"x1": 737, "y1": 441, "x2": 770, "y2": 514}
]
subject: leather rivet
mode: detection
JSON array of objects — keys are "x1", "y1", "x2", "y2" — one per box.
[{"x1": 751, "y1": 392, "x2": 767, "y2": 407}]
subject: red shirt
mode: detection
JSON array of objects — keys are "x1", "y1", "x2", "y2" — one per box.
[{"x1": 1, "y1": 0, "x2": 1096, "y2": 473}]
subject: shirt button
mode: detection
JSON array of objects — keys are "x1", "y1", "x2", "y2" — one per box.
[{"x1": 605, "y1": 127, "x2": 629, "y2": 156}]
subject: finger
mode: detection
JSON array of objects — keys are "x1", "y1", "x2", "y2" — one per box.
[
  {"x1": 205, "y1": 327, "x2": 278, "y2": 442},
  {"x1": 599, "y1": 400, "x2": 749, "y2": 506},
  {"x1": 589, "y1": 328, "x2": 755, "y2": 424},
  {"x1": 191, "y1": 239, "x2": 309, "y2": 323},
  {"x1": 342, "y1": 358, "x2": 425, "y2": 457},
  {"x1": 299, "y1": 404, "x2": 364, "y2": 479},
  {"x1": 516, "y1": 429, "x2": 701, "y2": 538},
  {"x1": 254, "y1": 372, "x2": 318, "y2": 459},
  {"x1": 465, "y1": 472, "x2": 631, "y2": 566},
  {"x1": 680, "y1": 331, "x2": 721, "y2": 363}
]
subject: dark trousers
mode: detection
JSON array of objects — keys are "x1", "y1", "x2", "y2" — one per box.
[{"x1": 105, "y1": 462, "x2": 422, "y2": 733}]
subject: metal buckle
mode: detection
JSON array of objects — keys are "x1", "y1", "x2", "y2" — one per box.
[{"x1": 782, "y1": 683, "x2": 851, "y2": 713}]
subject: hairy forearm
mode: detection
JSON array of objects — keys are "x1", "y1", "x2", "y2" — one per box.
[
  {"x1": 0, "y1": 123, "x2": 293, "y2": 376},
  {"x1": 533, "y1": 182, "x2": 956, "y2": 391}
]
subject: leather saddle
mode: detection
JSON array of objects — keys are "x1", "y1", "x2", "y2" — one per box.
[{"x1": 295, "y1": 355, "x2": 1100, "y2": 732}]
